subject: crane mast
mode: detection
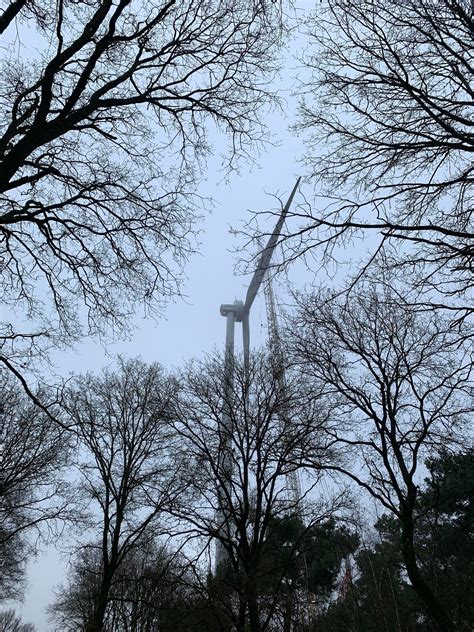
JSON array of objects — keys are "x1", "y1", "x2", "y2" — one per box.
[{"x1": 263, "y1": 274, "x2": 303, "y2": 515}]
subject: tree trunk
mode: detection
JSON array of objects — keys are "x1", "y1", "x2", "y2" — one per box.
[
  {"x1": 247, "y1": 580, "x2": 260, "y2": 632},
  {"x1": 283, "y1": 590, "x2": 292, "y2": 632},
  {"x1": 85, "y1": 568, "x2": 114, "y2": 632},
  {"x1": 400, "y1": 519, "x2": 452, "y2": 631},
  {"x1": 236, "y1": 597, "x2": 246, "y2": 632}
]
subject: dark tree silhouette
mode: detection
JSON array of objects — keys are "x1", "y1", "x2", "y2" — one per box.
[
  {"x1": 172, "y1": 351, "x2": 342, "y2": 632},
  {"x1": 314, "y1": 450, "x2": 474, "y2": 632},
  {"x1": 257, "y1": 0, "x2": 473, "y2": 315},
  {"x1": 0, "y1": 609, "x2": 36, "y2": 632},
  {"x1": 49, "y1": 541, "x2": 196, "y2": 632},
  {"x1": 289, "y1": 286, "x2": 472, "y2": 631},
  {"x1": 259, "y1": 515, "x2": 359, "y2": 631},
  {"x1": 0, "y1": 371, "x2": 72, "y2": 601},
  {"x1": 63, "y1": 357, "x2": 187, "y2": 632},
  {"x1": 0, "y1": 0, "x2": 282, "y2": 397}
]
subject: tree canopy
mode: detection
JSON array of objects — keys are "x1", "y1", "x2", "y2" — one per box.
[
  {"x1": 0, "y1": 0, "x2": 283, "y2": 395},
  {"x1": 251, "y1": 0, "x2": 473, "y2": 319}
]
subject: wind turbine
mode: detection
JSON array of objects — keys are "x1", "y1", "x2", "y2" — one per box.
[
  {"x1": 220, "y1": 177, "x2": 300, "y2": 372},
  {"x1": 215, "y1": 177, "x2": 301, "y2": 566}
]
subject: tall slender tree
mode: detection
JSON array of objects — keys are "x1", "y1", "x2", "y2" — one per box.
[
  {"x1": 63, "y1": 357, "x2": 186, "y2": 632},
  {"x1": 289, "y1": 285, "x2": 472, "y2": 630},
  {"x1": 172, "y1": 351, "x2": 343, "y2": 632},
  {"x1": 0, "y1": 371, "x2": 72, "y2": 601}
]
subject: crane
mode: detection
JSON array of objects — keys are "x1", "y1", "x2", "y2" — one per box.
[{"x1": 263, "y1": 271, "x2": 304, "y2": 516}]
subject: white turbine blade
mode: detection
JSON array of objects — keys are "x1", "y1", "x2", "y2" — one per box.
[{"x1": 244, "y1": 177, "x2": 300, "y2": 314}]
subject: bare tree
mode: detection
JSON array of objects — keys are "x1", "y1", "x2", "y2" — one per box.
[
  {"x1": 0, "y1": 0, "x2": 283, "y2": 395},
  {"x1": 0, "y1": 370, "x2": 72, "y2": 601},
  {"x1": 261, "y1": 0, "x2": 473, "y2": 313},
  {"x1": 49, "y1": 547, "x2": 101, "y2": 632},
  {"x1": 288, "y1": 285, "x2": 473, "y2": 630},
  {"x1": 172, "y1": 351, "x2": 343, "y2": 632},
  {"x1": 0, "y1": 610, "x2": 35, "y2": 632},
  {"x1": 64, "y1": 357, "x2": 187, "y2": 632},
  {"x1": 49, "y1": 540, "x2": 195, "y2": 632}
]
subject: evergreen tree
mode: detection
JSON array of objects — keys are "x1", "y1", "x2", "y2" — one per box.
[{"x1": 314, "y1": 450, "x2": 474, "y2": 632}]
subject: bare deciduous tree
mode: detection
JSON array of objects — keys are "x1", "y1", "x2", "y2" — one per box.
[
  {"x1": 261, "y1": 0, "x2": 473, "y2": 313},
  {"x1": 64, "y1": 357, "x2": 187, "y2": 632},
  {"x1": 49, "y1": 540, "x2": 194, "y2": 632},
  {"x1": 0, "y1": 370, "x2": 72, "y2": 600},
  {"x1": 289, "y1": 286, "x2": 473, "y2": 631},
  {"x1": 0, "y1": 0, "x2": 283, "y2": 395},
  {"x1": 172, "y1": 351, "x2": 342, "y2": 632},
  {"x1": 0, "y1": 609, "x2": 35, "y2": 632}
]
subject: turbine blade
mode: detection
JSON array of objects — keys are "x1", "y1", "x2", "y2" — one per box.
[{"x1": 244, "y1": 177, "x2": 300, "y2": 313}]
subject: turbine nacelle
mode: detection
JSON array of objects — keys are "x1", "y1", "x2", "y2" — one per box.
[{"x1": 220, "y1": 300, "x2": 244, "y2": 322}]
